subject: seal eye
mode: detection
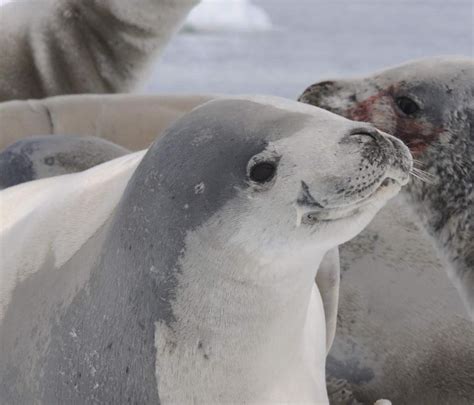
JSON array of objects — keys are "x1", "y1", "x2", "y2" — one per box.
[
  {"x1": 249, "y1": 162, "x2": 277, "y2": 183},
  {"x1": 396, "y1": 96, "x2": 420, "y2": 115}
]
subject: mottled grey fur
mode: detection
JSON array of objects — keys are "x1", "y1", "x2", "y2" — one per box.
[
  {"x1": 0, "y1": 135, "x2": 130, "y2": 189},
  {"x1": 299, "y1": 56, "x2": 474, "y2": 404},
  {"x1": 299, "y1": 56, "x2": 474, "y2": 316}
]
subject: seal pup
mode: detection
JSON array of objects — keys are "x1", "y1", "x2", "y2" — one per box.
[
  {"x1": 299, "y1": 56, "x2": 474, "y2": 317},
  {"x1": 0, "y1": 96, "x2": 411, "y2": 403},
  {"x1": 0, "y1": 134, "x2": 130, "y2": 189},
  {"x1": 0, "y1": 0, "x2": 199, "y2": 101}
]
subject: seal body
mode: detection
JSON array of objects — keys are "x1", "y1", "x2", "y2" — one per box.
[
  {"x1": 0, "y1": 135, "x2": 130, "y2": 189},
  {"x1": 0, "y1": 96, "x2": 412, "y2": 403},
  {"x1": 0, "y1": 94, "x2": 214, "y2": 151},
  {"x1": 327, "y1": 197, "x2": 474, "y2": 405},
  {"x1": 0, "y1": 0, "x2": 199, "y2": 102},
  {"x1": 299, "y1": 56, "x2": 474, "y2": 316},
  {"x1": 299, "y1": 56, "x2": 474, "y2": 403}
]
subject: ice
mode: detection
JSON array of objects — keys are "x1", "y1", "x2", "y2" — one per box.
[
  {"x1": 184, "y1": 0, "x2": 272, "y2": 33},
  {"x1": 148, "y1": 0, "x2": 473, "y2": 97}
]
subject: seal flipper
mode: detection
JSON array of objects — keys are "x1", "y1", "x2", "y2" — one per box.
[
  {"x1": 0, "y1": 0, "x2": 199, "y2": 101},
  {"x1": 315, "y1": 247, "x2": 340, "y2": 353}
]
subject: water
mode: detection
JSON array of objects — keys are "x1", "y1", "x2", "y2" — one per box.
[{"x1": 145, "y1": 0, "x2": 473, "y2": 99}]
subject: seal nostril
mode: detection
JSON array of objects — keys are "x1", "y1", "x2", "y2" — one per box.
[{"x1": 349, "y1": 127, "x2": 379, "y2": 142}]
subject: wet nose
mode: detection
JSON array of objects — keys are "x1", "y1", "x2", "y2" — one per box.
[
  {"x1": 348, "y1": 127, "x2": 388, "y2": 145},
  {"x1": 349, "y1": 128, "x2": 413, "y2": 183}
]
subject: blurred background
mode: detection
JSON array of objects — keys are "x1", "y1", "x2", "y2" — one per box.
[
  {"x1": 146, "y1": 0, "x2": 473, "y2": 98},
  {"x1": 0, "y1": 0, "x2": 472, "y2": 98}
]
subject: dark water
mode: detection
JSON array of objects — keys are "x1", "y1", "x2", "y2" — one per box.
[{"x1": 144, "y1": 0, "x2": 473, "y2": 99}]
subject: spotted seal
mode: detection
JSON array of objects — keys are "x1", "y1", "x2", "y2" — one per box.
[
  {"x1": 0, "y1": 96, "x2": 411, "y2": 403},
  {"x1": 299, "y1": 56, "x2": 474, "y2": 404},
  {"x1": 0, "y1": 135, "x2": 130, "y2": 189},
  {"x1": 300, "y1": 56, "x2": 473, "y2": 317}
]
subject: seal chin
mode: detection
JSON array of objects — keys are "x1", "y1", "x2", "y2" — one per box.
[{"x1": 296, "y1": 176, "x2": 403, "y2": 225}]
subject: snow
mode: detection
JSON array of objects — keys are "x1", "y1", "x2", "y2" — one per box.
[{"x1": 184, "y1": 0, "x2": 272, "y2": 33}]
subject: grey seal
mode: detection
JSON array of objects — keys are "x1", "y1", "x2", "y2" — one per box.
[
  {"x1": 299, "y1": 56, "x2": 474, "y2": 404},
  {"x1": 0, "y1": 96, "x2": 411, "y2": 404},
  {"x1": 299, "y1": 56, "x2": 473, "y2": 316},
  {"x1": 0, "y1": 135, "x2": 130, "y2": 189}
]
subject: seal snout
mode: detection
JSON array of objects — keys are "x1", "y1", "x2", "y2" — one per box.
[
  {"x1": 383, "y1": 134, "x2": 413, "y2": 187},
  {"x1": 348, "y1": 126, "x2": 384, "y2": 143},
  {"x1": 298, "y1": 81, "x2": 336, "y2": 105},
  {"x1": 347, "y1": 126, "x2": 413, "y2": 187}
]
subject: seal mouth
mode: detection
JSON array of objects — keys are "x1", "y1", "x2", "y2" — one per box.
[{"x1": 296, "y1": 175, "x2": 402, "y2": 225}]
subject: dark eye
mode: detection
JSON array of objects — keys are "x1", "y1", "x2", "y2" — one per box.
[
  {"x1": 396, "y1": 96, "x2": 420, "y2": 115},
  {"x1": 249, "y1": 162, "x2": 277, "y2": 183}
]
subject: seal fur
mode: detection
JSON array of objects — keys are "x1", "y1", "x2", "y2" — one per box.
[
  {"x1": 299, "y1": 56, "x2": 474, "y2": 404},
  {"x1": 300, "y1": 56, "x2": 474, "y2": 317},
  {"x1": 0, "y1": 0, "x2": 199, "y2": 101},
  {"x1": 0, "y1": 134, "x2": 130, "y2": 189},
  {"x1": 0, "y1": 96, "x2": 412, "y2": 403}
]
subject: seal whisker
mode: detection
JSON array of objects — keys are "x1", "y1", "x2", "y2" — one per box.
[
  {"x1": 410, "y1": 171, "x2": 425, "y2": 183},
  {"x1": 412, "y1": 159, "x2": 425, "y2": 167},
  {"x1": 411, "y1": 167, "x2": 436, "y2": 180},
  {"x1": 410, "y1": 168, "x2": 435, "y2": 184}
]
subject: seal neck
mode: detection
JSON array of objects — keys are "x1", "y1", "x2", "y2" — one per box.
[
  {"x1": 404, "y1": 139, "x2": 473, "y2": 316},
  {"x1": 155, "y1": 221, "x2": 329, "y2": 403}
]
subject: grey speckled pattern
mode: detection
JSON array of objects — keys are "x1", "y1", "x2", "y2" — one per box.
[
  {"x1": 298, "y1": 57, "x2": 474, "y2": 403},
  {"x1": 327, "y1": 196, "x2": 474, "y2": 405}
]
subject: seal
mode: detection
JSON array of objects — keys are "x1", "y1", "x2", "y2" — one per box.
[
  {"x1": 325, "y1": 196, "x2": 474, "y2": 405},
  {"x1": 0, "y1": 94, "x2": 214, "y2": 151},
  {"x1": 0, "y1": 135, "x2": 130, "y2": 189},
  {"x1": 298, "y1": 56, "x2": 474, "y2": 404},
  {"x1": 0, "y1": 0, "x2": 199, "y2": 101},
  {"x1": 299, "y1": 56, "x2": 474, "y2": 317},
  {"x1": 0, "y1": 96, "x2": 411, "y2": 404}
]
